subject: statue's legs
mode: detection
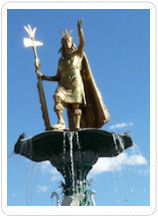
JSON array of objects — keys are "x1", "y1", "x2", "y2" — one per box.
[
  {"x1": 72, "y1": 104, "x2": 82, "y2": 130},
  {"x1": 52, "y1": 97, "x2": 66, "y2": 130},
  {"x1": 67, "y1": 106, "x2": 74, "y2": 130},
  {"x1": 52, "y1": 96, "x2": 82, "y2": 130}
]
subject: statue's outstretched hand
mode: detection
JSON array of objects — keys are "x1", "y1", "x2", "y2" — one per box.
[
  {"x1": 77, "y1": 19, "x2": 83, "y2": 29},
  {"x1": 35, "y1": 58, "x2": 43, "y2": 79}
]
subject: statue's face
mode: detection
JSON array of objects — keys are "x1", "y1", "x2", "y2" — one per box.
[{"x1": 62, "y1": 38, "x2": 73, "y2": 49}]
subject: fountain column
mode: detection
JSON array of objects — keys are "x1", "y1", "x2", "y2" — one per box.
[{"x1": 50, "y1": 131, "x2": 99, "y2": 205}]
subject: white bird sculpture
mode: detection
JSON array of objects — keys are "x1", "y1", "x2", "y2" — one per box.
[
  {"x1": 90, "y1": 190, "x2": 96, "y2": 206},
  {"x1": 50, "y1": 191, "x2": 85, "y2": 206},
  {"x1": 62, "y1": 193, "x2": 85, "y2": 206},
  {"x1": 50, "y1": 192, "x2": 61, "y2": 206}
]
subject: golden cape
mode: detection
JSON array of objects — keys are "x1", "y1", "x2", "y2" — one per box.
[{"x1": 68, "y1": 53, "x2": 110, "y2": 128}]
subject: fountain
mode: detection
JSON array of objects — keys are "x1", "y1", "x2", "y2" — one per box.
[
  {"x1": 14, "y1": 130, "x2": 132, "y2": 205},
  {"x1": 14, "y1": 21, "x2": 133, "y2": 206}
]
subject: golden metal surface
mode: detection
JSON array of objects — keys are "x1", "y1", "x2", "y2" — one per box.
[
  {"x1": 23, "y1": 25, "x2": 51, "y2": 130},
  {"x1": 24, "y1": 20, "x2": 110, "y2": 131}
]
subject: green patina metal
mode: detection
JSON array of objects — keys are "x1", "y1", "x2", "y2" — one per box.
[
  {"x1": 14, "y1": 129, "x2": 133, "y2": 206},
  {"x1": 57, "y1": 160, "x2": 93, "y2": 205}
]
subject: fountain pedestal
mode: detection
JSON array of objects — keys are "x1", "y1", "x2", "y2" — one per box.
[
  {"x1": 14, "y1": 129, "x2": 133, "y2": 206},
  {"x1": 51, "y1": 149, "x2": 99, "y2": 205}
]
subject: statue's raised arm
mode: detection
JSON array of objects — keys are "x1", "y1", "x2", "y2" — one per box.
[{"x1": 77, "y1": 19, "x2": 84, "y2": 57}]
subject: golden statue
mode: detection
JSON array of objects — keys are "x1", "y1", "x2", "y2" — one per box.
[{"x1": 24, "y1": 20, "x2": 110, "y2": 131}]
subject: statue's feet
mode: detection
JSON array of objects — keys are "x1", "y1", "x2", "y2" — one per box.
[
  {"x1": 51, "y1": 122, "x2": 66, "y2": 131},
  {"x1": 74, "y1": 126, "x2": 80, "y2": 131}
]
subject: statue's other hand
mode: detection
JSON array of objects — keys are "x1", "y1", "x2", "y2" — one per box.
[
  {"x1": 37, "y1": 71, "x2": 43, "y2": 79},
  {"x1": 77, "y1": 19, "x2": 83, "y2": 29}
]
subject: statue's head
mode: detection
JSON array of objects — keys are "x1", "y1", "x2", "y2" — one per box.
[
  {"x1": 58, "y1": 29, "x2": 77, "y2": 55},
  {"x1": 61, "y1": 32, "x2": 73, "y2": 48}
]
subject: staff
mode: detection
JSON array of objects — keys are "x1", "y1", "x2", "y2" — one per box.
[{"x1": 23, "y1": 25, "x2": 51, "y2": 130}]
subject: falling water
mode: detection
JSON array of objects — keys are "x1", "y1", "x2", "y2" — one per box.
[
  {"x1": 28, "y1": 138, "x2": 33, "y2": 159},
  {"x1": 75, "y1": 131, "x2": 82, "y2": 185},
  {"x1": 131, "y1": 143, "x2": 142, "y2": 155},
  {"x1": 62, "y1": 132, "x2": 67, "y2": 178},
  {"x1": 75, "y1": 131, "x2": 82, "y2": 162},
  {"x1": 8, "y1": 151, "x2": 15, "y2": 160},
  {"x1": 19, "y1": 137, "x2": 33, "y2": 158},
  {"x1": 26, "y1": 161, "x2": 40, "y2": 205},
  {"x1": 63, "y1": 132, "x2": 66, "y2": 161},
  {"x1": 117, "y1": 134, "x2": 125, "y2": 151},
  {"x1": 112, "y1": 133, "x2": 125, "y2": 154},
  {"x1": 131, "y1": 143, "x2": 150, "y2": 172},
  {"x1": 75, "y1": 131, "x2": 81, "y2": 150},
  {"x1": 68, "y1": 132, "x2": 75, "y2": 191},
  {"x1": 19, "y1": 139, "x2": 27, "y2": 155},
  {"x1": 112, "y1": 133, "x2": 119, "y2": 154}
]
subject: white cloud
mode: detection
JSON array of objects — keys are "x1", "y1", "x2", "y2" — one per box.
[
  {"x1": 40, "y1": 161, "x2": 51, "y2": 174},
  {"x1": 88, "y1": 152, "x2": 147, "y2": 177},
  {"x1": 49, "y1": 167, "x2": 61, "y2": 182},
  {"x1": 50, "y1": 174, "x2": 61, "y2": 182},
  {"x1": 40, "y1": 148, "x2": 148, "y2": 179},
  {"x1": 41, "y1": 161, "x2": 58, "y2": 174},
  {"x1": 109, "y1": 122, "x2": 134, "y2": 130},
  {"x1": 49, "y1": 167, "x2": 60, "y2": 175},
  {"x1": 40, "y1": 161, "x2": 61, "y2": 182},
  {"x1": 37, "y1": 185, "x2": 48, "y2": 193}
]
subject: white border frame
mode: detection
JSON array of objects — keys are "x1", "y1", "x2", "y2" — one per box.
[{"x1": 1, "y1": 0, "x2": 157, "y2": 215}]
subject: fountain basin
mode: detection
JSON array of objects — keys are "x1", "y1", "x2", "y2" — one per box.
[
  {"x1": 14, "y1": 129, "x2": 133, "y2": 162},
  {"x1": 14, "y1": 128, "x2": 133, "y2": 203}
]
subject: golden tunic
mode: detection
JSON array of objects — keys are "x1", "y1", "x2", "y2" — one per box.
[{"x1": 54, "y1": 53, "x2": 86, "y2": 105}]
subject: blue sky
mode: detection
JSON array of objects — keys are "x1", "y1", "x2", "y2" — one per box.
[{"x1": 7, "y1": 9, "x2": 150, "y2": 206}]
